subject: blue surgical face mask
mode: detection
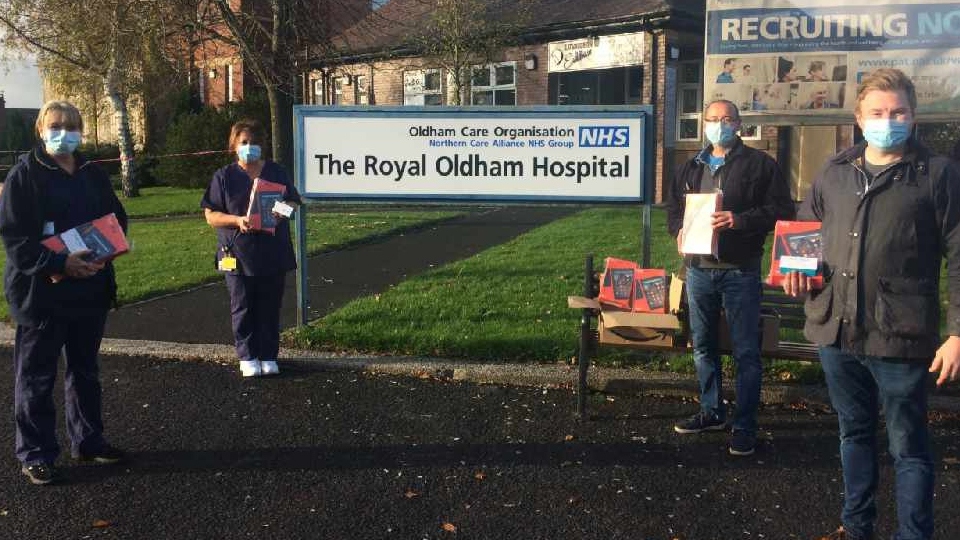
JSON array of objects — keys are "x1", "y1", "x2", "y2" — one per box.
[
  {"x1": 704, "y1": 121, "x2": 738, "y2": 147},
  {"x1": 237, "y1": 144, "x2": 262, "y2": 163},
  {"x1": 861, "y1": 118, "x2": 912, "y2": 150},
  {"x1": 44, "y1": 129, "x2": 82, "y2": 156}
]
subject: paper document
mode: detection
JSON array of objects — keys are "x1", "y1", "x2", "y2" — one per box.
[{"x1": 681, "y1": 193, "x2": 721, "y2": 257}]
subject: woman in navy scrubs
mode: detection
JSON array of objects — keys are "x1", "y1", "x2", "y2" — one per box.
[
  {"x1": 0, "y1": 101, "x2": 128, "y2": 485},
  {"x1": 201, "y1": 120, "x2": 302, "y2": 377}
]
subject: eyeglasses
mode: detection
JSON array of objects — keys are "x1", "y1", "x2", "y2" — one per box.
[{"x1": 704, "y1": 116, "x2": 739, "y2": 124}]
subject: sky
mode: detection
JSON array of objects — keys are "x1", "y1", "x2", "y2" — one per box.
[{"x1": 0, "y1": 54, "x2": 43, "y2": 109}]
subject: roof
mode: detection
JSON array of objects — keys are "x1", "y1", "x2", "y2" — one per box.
[{"x1": 317, "y1": 0, "x2": 704, "y2": 65}]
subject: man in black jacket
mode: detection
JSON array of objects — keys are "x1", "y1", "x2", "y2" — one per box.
[
  {"x1": 0, "y1": 101, "x2": 128, "y2": 485},
  {"x1": 665, "y1": 99, "x2": 794, "y2": 456},
  {"x1": 784, "y1": 69, "x2": 960, "y2": 540}
]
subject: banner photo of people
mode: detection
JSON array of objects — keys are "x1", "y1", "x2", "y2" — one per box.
[{"x1": 704, "y1": 0, "x2": 960, "y2": 117}]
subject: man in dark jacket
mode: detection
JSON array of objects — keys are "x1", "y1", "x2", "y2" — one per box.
[
  {"x1": 0, "y1": 101, "x2": 128, "y2": 485},
  {"x1": 784, "y1": 68, "x2": 960, "y2": 540},
  {"x1": 665, "y1": 99, "x2": 794, "y2": 456}
]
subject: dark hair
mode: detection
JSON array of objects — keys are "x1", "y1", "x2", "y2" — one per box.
[
  {"x1": 227, "y1": 119, "x2": 266, "y2": 153},
  {"x1": 777, "y1": 57, "x2": 795, "y2": 81},
  {"x1": 724, "y1": 58, "x2": 736, "y2": 67},
  {"x1": 705, "y1": 99, "x2": 741, "y2": 120}
]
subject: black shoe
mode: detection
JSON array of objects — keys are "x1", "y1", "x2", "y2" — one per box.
[
  {"x1": 21, "y1": 463, "x2": 61, "y2": 485},
  {"x1": 72, "y1": 444, "x2": 126, "y2": 465},
  {"x1": 729, "y1": 430, "x2": 757, "y2": 456},
  {"x1": 674, "y1": 412, "x2": 726, "y2": 434}
]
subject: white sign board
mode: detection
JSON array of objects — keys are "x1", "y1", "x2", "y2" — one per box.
[
  {"x1": 705, "y1": 0, "x2": 960, "y2": 118},
  {"x1": 294, "y1": 106, "x2": 651, "y2": 203},
  {"x1": 548, "y1": 32, "x2": 646, "y2": 73}
]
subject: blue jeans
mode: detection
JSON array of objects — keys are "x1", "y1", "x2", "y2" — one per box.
[
  {"x1": 685, "y1": 264, "x2": 762, "y2": 435},
  {"x1": 819, "y1": 346, "x2": 934, "y2": 540}
]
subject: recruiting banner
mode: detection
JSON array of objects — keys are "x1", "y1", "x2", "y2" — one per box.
[
  {"x1": 704, "y1": 0, "x2": 960, "y2": 116},
  {"x1": 294, "y1": 106, "x2": 651, "y2": 202}
]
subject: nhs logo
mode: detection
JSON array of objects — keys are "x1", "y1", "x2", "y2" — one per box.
[{"x1": 578, "y1": 126, "x2": 630, "y2": 147}]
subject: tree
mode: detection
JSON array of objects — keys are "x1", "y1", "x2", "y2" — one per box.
[
  {"x1": 0, "y1": 0, "x2": 174, "y2": 196},
  {"x1": 1, "y1": 110, "x2": 32, "y2": 151},
  {"x1": 204, "y1": 0, "x2": 371, "y2": 169},
  {"x1": 409, "y1": 0, "x2": 534, "y2": 106}
]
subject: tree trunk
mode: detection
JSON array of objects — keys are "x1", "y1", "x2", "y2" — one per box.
[{"x1": 105, "y1": 76, "x2": 139, "y2": 197}]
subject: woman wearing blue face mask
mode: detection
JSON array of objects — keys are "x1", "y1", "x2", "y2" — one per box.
[
  {"x1": 0, "y1": 100, "x2": 129, "y2": 485},
  {"x1": 201, "y1": 119, "x2": 302, "y2": 378}
]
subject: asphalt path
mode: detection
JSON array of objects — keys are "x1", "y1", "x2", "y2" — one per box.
[
  {"x1": 104, "y1": 205, "x2": 578, "y2": 344},
  {"x1": 2, "y1": 354, "x2": 959, "y2": 539}
]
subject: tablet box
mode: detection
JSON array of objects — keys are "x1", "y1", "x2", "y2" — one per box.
[{"x1": 767, "y1": 220, "x2": 824, "y2": 288}]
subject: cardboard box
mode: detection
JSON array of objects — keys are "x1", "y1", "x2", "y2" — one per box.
[
  {"x1": 681, "y1": 192, "x2": 722, "y2": 257},
  {"x1": 767, "y1": 220, "x2": 824, "y2": 288},
  {"x1": 569, "y1": 272, "x2": 687, "y2": 349},
  {"x1": 718, "y1": 312, "x2": 781, "y2": 354},
  {"x1": 598, "y1": 309, "x2": 685, "y2": 349}
]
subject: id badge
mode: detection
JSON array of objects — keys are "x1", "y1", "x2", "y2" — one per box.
[{"x1": 218, "y1": 256, "x2": 237, "y2": 272}]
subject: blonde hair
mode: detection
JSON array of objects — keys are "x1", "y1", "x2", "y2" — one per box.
[
  {"x1": 856, "y1": 68, "x2": 917, "y2": 113},
  {"x1": 35, "y1": 100, "x2": 83, "y2": 137}
]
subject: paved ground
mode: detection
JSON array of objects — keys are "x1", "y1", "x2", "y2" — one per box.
[{"x1": 1, "y1": 354, "x2": 959, "y2": 539}]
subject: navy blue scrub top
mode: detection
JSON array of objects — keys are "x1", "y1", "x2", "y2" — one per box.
[{"x1": 200, "y1": 160, "x2": 302, "y2": 276}]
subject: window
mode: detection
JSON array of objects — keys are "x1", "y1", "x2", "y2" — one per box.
[
  {"x1": 355, "y1": 75, "x2": 368, "y2": 105},
  {"x1": 470, "y1": 62, "x2": 516, "y2": 106},
  {"x1": 226, "y1": 64, "x2": 234, "y2": 102},
  {"x1": 331, "y1": 77, "x2": 345, "y2": 105},
  {"x1": 404, "y1": 69, "x2": 442, "y2": 105},
  {"x1": 312, "y1": 79, "x2": 324, "y2": 104},
  {"x1": 198, "y1": 69, "x2": 206, "y2": 104},
  {"x1": 739, "y1": 124, "x2": 762, "y2": 141},
  {"x1": 677, "y1": 61, "x2": 703, "y2": 141}
]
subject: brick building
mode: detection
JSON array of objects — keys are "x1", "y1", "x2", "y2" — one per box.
[
  {"x1": 195, "y1": 0, "x2": 373, "y2": 108},
  {"x1": 306, "y1": 0, "x2": 848, "y2": 202}
]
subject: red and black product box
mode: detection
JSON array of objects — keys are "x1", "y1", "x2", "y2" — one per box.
[
  {"x1": 598, "y1": 258, "x2": 669, "y2": 314},
  {"x1": 598, "y1": 257, "x2": 636, "y2": 311},
  {"x1": 767, "y1": 220, "x2": 824, "y2": 289},
  {"x1": 245, "y1": 178, "x2": 287, "y2": 234},
  {"x1": 41, "y1": 213, "x2": 129, "y2": 282},
  {"x1": 633, "y1": 269, "x2": 668, "y2": 314}
]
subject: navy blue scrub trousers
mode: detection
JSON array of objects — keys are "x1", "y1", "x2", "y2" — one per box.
[
  {"x1": 14, "y1": 311, "x2": 109, "y2": 465},
  {"x1": 225, "y1": 272, "x2": 286, "y2": 362}
]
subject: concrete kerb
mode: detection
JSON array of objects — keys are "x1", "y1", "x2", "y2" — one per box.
[{"x1": 1, "y1": 323, "x2": 958, "y2": 413}]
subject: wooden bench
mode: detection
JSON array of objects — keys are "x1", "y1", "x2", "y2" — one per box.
[{"x1": 573, "y1": 255, "x2": 819, "y2": 417}]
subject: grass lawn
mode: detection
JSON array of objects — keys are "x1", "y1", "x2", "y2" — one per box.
[
  {"x1": 289, "y1": 206, "x2": 915, "y2": 383},
  {"x1": 291, "y1": 207, "x2": 681, "y2": 364},
  {"x1": 0, "y1": 208, "x2": 461, "y2": 317},
  {"x1": 119, "y1": 186, "x2": 207, "y2": 218}
]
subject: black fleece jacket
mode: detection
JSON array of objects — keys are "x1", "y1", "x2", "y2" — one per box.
[
  {"x1": 0, "y1": 147, "x2": 128, "y2": 326},
  {"x1": 665, "y1": 139, "x2": 795, "y2": 266}
]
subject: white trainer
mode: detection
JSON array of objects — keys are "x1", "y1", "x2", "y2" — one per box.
[
  {"x1": 261, "y1": 360, "x2": 280, "y2": 376},
  {"x1": 239, "y1": 359, "x2": 262, "y2": 377}
]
